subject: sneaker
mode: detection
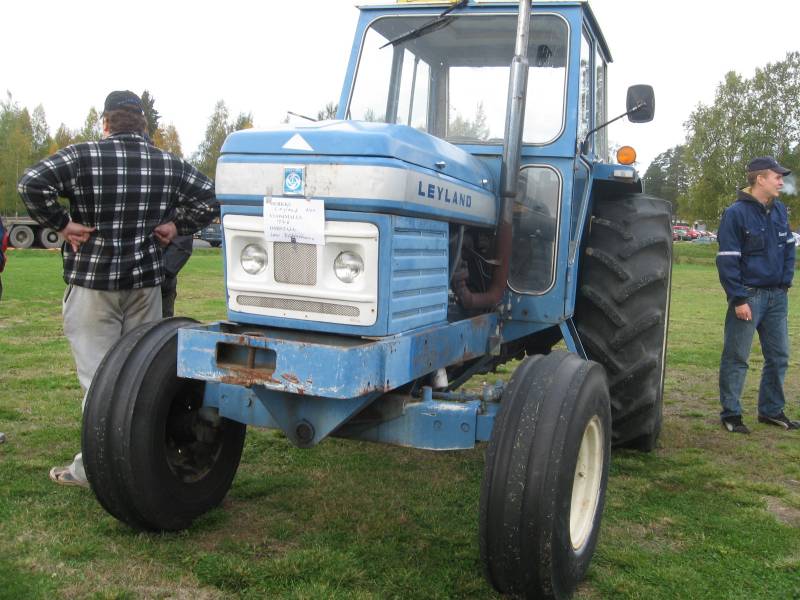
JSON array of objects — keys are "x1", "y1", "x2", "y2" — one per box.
[
  {"x1": 757, "y1": 412, "x2": 800, "y2": 430},
  {"x1": 48, "y1": 465, "x2": 90, "y2": 489},
  {"x1": 722, "y1": 415, "x2": 751, "y2": 434}
]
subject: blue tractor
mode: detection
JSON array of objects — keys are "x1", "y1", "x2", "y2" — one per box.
[{"x1": 83, "y1": 1, "x2": 671, "y2": 597}]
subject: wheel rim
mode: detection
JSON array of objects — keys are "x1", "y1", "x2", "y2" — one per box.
[
  {"x1": 164, "y1": 383, "x2": 226, "y2": 483},
  {"x1": 570, "y1": 415, "x2": 604, "y2": 550},
  {"x1": 12, "y1": 227, "x2": 33, "y2": 247}
]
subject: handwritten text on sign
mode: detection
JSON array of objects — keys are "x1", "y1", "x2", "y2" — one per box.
[{"x1": 263, "y1": 197, "x2": 325, "y2": 245}]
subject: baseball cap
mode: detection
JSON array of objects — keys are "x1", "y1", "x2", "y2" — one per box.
[
  {"x1": 102, "y1": 90, "x2": 144, "y2": 116},
  {"x1": 746, "y1": 156, "x2": 791, "y2": 175}
]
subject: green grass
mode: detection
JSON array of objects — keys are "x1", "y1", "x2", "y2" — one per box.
[
  {"x1": 672, "y1": 240, "x2": 719, "y2": 265},
  {"x1": 1, "y1": 246, "x2": 799, "y2": 599}
]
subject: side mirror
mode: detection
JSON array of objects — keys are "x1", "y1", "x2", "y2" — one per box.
[{"x1": 626, "y1": 85, "x2": 655, "y2": 123}]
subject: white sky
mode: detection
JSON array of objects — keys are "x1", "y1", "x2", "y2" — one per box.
[{"x1": 1, "y1": 0, "x2": 798, "y2": 171}]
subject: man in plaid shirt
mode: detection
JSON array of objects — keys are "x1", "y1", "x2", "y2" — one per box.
[{"x1": 18, "y1": 90, "x2": 218, "y2": 488}]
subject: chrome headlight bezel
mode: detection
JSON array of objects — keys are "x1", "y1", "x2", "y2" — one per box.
[
  {"x1": 333, "y1": 251, "x2": 364, "y2": 283},
  {"x1": 241, "y1": 243, "x2": 268, "y2": 275}
]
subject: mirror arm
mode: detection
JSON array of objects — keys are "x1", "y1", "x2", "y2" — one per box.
[{"x1": 579, "y1": 102, "x2": 646, "y2": 155}]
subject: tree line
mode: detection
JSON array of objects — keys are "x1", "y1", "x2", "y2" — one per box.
[
  {"x1": 0, "y1": 91, "x2": 253, "y2": 216},
  {"x1": 644, "y1": 51, "x2": 800, "y2": 227}
]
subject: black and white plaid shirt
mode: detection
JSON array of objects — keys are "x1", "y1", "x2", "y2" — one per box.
[{"x1": 17, "y1": 132, "x2": 218, "y2": 290}]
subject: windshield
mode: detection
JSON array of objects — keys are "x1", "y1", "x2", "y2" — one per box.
[{"x1": 348, "y1": 13, "x2": 569, "y2": 145}]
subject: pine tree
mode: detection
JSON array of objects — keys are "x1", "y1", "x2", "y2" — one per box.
[{"x1": 140, "y1": 90, "x2": 161, "y2": 138}]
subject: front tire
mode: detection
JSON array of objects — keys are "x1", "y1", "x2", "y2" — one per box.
[
  {"x1": 574, "y1": 194, "x2": 672, "y2": 450},
  {"x1": 480, "y1": 351, "x2": 611, "y2": 599},
  {"x1": 82, "y1": 318, "x2": 246, "y2": 531}
]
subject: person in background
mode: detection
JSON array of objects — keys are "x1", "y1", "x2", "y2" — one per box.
[
  {"x1": 161, "y1": 234, "x2": 194, "y2": 317},
  {"x1": 716, "y1": 156, "x2": 800, "y2": 434},
  {"x1": 0, "y1": 215, "x2": 7, "y2": 302},
  {"x1": 0, "y1": 216, "x2": 7, "y2": 445},
  {"x1": 17, "y1": 90, "x2": 218, "y2": 487}
]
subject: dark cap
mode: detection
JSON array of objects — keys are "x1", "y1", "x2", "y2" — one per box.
[
  {"x1": 102, "y1": 90, "x2": 144, "y2": 116},
  {"x1": 746, "y1": 156, "x2": 791, "y2": 176}
]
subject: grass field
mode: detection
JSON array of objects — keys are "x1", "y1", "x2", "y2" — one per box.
[{"x1": 1, "y1": 245, "x2": 799, "y2": 599}]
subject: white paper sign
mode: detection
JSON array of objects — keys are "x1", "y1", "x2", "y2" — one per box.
[{"x1": 263, "y1": 196, "x2": 325, "y2": 245}]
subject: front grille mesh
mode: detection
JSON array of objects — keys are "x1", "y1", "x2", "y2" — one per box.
[
  {"x1": 274, "y1": 242, "x2": 316, "y2": 285},
  {"x1": 237, "y1": 295, "x2": 360, "y2": 317}
]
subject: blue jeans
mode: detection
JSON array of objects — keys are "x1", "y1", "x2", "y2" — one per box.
[{"x1": 719, "y1": 287, "x2": 789, "y2": 419}]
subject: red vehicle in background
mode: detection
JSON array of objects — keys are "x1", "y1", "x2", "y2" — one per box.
[{"x1": 673, "y1": 225, "x2": 690, "y2": 241}]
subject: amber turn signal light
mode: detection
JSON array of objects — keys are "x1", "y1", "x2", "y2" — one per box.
[{"x1": 616, "y1": 146, "x2": 637, "y2": 165}]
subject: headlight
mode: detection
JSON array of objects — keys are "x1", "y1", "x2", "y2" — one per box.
[
  {"x1": 241, "y1": 244, "x2": 267, "y2": 274},
  {"x1": 334, "y1": 251, "x2": 364, "y2": 283}
]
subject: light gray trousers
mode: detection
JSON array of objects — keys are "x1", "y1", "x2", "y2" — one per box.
[{"x1": 62, "y1": 285, "x2": 162, "y2": 482}]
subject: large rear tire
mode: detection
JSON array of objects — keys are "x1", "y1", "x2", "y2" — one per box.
[
  {"x1": 480, "y1": 351, "x2": 611, "y2": 599},
  {"x1": 574, "y1": 194, "x2": 672, "y2": 450},
  {"x1": 9, "y1": 225, "x2": 34, "y2": 249},
  {"x1": 39, "y1": 227, "x2": 63, "y2": 249},
  {"x1": 82, "y1": 317, "x2": 246, "y2": 531}
]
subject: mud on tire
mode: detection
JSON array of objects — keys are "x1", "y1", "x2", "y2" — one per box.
[{"x1": 574, "y1": 194, "x2": 672, "y2": 450}]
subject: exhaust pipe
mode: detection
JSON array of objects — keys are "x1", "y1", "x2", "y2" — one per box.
[{"x1": 457, "y1": 0, "x2": 529, "y2": 309}]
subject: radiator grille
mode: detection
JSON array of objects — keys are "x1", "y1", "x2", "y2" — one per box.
[
  {"x1": 237, "y1": 295, "x2": 359, "y2": 317},
  {"x1": 274, "y1": 242, "x2": 316, "y2": 285}
]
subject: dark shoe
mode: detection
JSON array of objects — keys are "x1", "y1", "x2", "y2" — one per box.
[
  {"x1": 722, "y1": 415, "x2": 751, "y2": 434},
  {"x1": 757, "y1": 412, "x2": 800, "y2": 430}
]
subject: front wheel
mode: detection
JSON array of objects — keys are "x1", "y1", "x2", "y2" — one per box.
[
  {"x1": 82, "y1": 317, "x2": 246, "y2": 531},
  {"x1": 479, "y1": 351, "x2": 611, "y2": 599}
]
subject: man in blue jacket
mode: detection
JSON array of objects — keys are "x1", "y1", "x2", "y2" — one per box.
[{"x1": 716, "y1": 156, "x2": 800, "y2": 433}]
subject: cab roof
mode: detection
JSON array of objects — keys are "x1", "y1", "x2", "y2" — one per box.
[{"x1": 357, "y1": 0, "x2": 612, "y2": 62}]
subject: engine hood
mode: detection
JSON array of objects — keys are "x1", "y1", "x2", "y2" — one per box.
[{"x1": 221, "y1": 120, "x2": 493, "y2": 191}]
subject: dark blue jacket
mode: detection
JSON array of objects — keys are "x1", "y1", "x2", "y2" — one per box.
[{"x1": 716, "y1": 189, "x2": 795, "y2": 305}]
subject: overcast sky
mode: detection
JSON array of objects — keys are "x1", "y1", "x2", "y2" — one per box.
[{"x1": 2, "y1": 0, "x2": 798, "y2": 171}]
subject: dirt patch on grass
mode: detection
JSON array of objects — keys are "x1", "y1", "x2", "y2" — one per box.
[
  {"x1": 603, "y1": 516, "x2": 684, "y2": 553},
  {"x1": 764, "y1": 496, "x2": 800, "y2": 527},
  {"x1": 192, "y1": 497, "x2": 298, "y2": 557},
  {"x1": 60, "y1": 577, "x2": 228, "y2": 600}
]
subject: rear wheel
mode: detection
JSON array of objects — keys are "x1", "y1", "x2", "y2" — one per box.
[
  {"x1": 82, "y1": 317, "x2": 246, "y2": 531},
  {"x1": 10, "y1": 225, "x2": 34, "y2": 248},
  {"x1": 574, "y1": 193, "x2": 672, "y2": 450},
  {"x1": 39, "y1": 227, "x2": 62, "y2": 249},
  {"x1": 480, "y1": 351, "x2": 611, "y2": 599}
]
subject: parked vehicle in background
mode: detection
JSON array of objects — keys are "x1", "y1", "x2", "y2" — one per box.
[
  {"x1": 200, "y1": 219, "x2": 222, "y2": 247},
  {"x1": 2, "y1": 215, "x2": 63, "y2": 249},
  {"x1": 673, "y1": 225, "x2": 690, "y2": 241}
]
